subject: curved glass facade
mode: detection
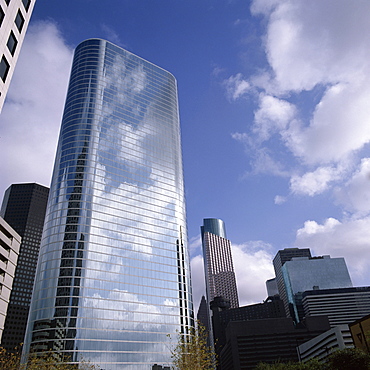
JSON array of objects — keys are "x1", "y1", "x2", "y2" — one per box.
[{"x1": 23, "y1": 39, "x2": 193, "y2": 369}]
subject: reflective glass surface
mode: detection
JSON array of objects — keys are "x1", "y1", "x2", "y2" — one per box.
[{"x1": 23, "y1": 39, "x2": 193, "y2": 369}]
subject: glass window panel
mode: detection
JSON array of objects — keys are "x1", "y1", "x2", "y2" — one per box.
[
  {"x1": 0, "y1": 55, "x2": 10, "y2": 82},
  {"x1": 14, "y1": 10, "x2": 24, "y2": 32},
  {"x1": 7, "y1": 31, "x2": 17, "y2": 56},
  {"x1": 22, "y1": 0, "x2": 31, "y2": 11}
]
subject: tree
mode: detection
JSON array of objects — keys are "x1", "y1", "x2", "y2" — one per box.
[
  {"x1": 326, "y1": 347, "x2": 370, "y2": 370},
  {"x1": 169, "y1": 323, "x2": 217, "y2": 369},
  {"x1": 255, "y1": 348, "x2": 370, "y2": 370},
  {"x1": 0, "y1": 347, "x2": 98, "y2": 370},
  {"x1": 255, "y1": 359, "x2": 323, "y2": 370}
]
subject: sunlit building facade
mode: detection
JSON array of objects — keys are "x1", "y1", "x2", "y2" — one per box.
[
  {"x1": 0, "y1": 0, "x2": 36, "y2": 111},
  {"x1": 201, "y1": 218, "x2": 239, "y2": 309},
  {"x1": 23, "y1": 39, "x2": 193, "y2": 369}
]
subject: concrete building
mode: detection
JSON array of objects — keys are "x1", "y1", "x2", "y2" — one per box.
[
  {"x1": 302, "y1": 287, "x2": 370, "y2": 327},
  {"x1": 211, "y1": 295, "x2": 285, "y2": 362},
  {"x1": 298, "y1": 325, "x2": 354, "y2": 363},
  {"x1": 0, "y1": 183, "x2": 49, "y2": 350},
  {"x1": 0, "y1": 0, "x2": 36, "y2": 111},
  {"x1": 0, "y1": 216, "x2": 21, "y2": 341},
  {"x1": 23, "y1": 39, "x2": 193, "y2": 369},
  {"x1": 219, "y1": 316, "x2": 330, "y2": 369},
  {"x1": 201, "y1": 218, "x2": 239, "y2": 309}
]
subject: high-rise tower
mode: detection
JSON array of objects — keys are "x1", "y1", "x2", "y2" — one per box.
[
  {"x1": 273, "y1": 247, "x2": 311, "y2": 316},
  {"x1": 0, "y1": 0, "x2": 36, "y2": 111},
  {"x1": 201, "y1": 218, "x2": 239, "y2": 309},
  {"x1": 0, "y1": 182, "x2": 49, "y2": 350},
  {"x1": 23, "y1": 39, "x2": 193, "y2": 369}
]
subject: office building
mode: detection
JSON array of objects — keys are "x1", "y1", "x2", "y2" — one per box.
[
  {"x1": 0, "y1": 183, "x2": 49, "y2": 350},
  {"x1": 273, "y1": 248, "x2": 311, "y2": 316},
  {"x1": 23, "y1": 39, "x2": 193, "y2": 369},
  {"x1": 0, "y1": 0, "x2": 36, "y2": 111},
  {"x1": 201, "y1": 218, "x2": 239, "y2": 309},
  {"x1": 219, "y1": 316, "x2": 330, "y2": 369},
  {"x1": 211, "y1": 295, "x2": 285, "y2": 360},
  {"x1": 302, "y1": 287, "x2": 370, "y2": 327},
  {"x1": 282, "y1": 255, "x2": 352, "y2": 322},
  {"x1": 298, "y1": 325, "x2": 354, "y2": 363},
  {"x1": 0, "y1": 216, "x2": 21, "y2": 342},
  {"x1": 266, "y1": 277, "x2": 279, "y2": 297}
]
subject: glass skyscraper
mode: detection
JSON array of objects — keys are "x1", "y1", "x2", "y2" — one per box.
[{"x1": 23, "y1": 39, "x2": 193, "y2": 369}]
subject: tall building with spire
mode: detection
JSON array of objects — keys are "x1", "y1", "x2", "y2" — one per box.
[
  {"x1": 23, "y1": 39, "x2": 193, "y2": 369},
  {"x1": 201, "y1": 218, "x2": 239, "y2": 309}
]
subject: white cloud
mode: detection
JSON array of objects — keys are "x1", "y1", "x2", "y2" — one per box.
[
  {"x1": 190, "y1": 254, "x2": 206, "y2": 313},
  {"x1": 274, "y1": 195, "x2": 286, "y2": 205},
  {"x1": 190, "y1": 241, "x2": 274, "y2": 311},
  {"x1": 231, "y1": 133, "x2": 289, "y2": 177},
  {"x1": 0, "y1": 21, "x2": 73, "y2": 197},
  {"x1": 335, "y1": 158, "x2": 370, "y2": 215},
  {"x1": 252, "y1": 0, "x2": 370, "y2": 92},
  {"x1": 284, "y1": 82, "x2": 370, "y2": 165},
  {"x1": 230, "y1": 0, "x2": 370, "y2": 206},
  {"x1": 224, "y1": 73, "x2": 250, "y2": 101},
  {"x1": 290, "y1": 166, "x2": 341, "y2": 196},
  {"x1": 232, "y1": 241, "x2": 274, "y2": 305},
  {"x1": 296, "y1": 217, "x2": 370, "y2": 285},
  {"x1": 100, "y1": 24, "x2": 124, "y2": 47},
  {"x1": 254, "y1": 94, "x2": 297, "y2": 140},
  {"x1": 189, "y1": 234, "x2": 202, "y2": 256}
]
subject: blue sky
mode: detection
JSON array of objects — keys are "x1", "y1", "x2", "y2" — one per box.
[{"x1": 2, "y1": 0, "x2": 370, "y2": 311}]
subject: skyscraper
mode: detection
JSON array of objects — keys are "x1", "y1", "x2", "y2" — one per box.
[
  {"x1": 201, "y1": 218, "x2": 239, "y2": 309},
  {"x1": 0, "y1": 182, "x2": 49, "y2": 350},
  {"x1": 282, "y1": 255, "x2": 353, "y2": 322},
  {"x1": 0, "y1": 0, "x2": 36, "y2": 111},
  {"x1": 273, "y1": 247, "x2": 312, "y2": 316},
  {"x1": 23, "y1": 39, "x2": 193, "y2": 369}
]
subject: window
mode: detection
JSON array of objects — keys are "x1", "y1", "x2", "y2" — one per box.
[
  {"x1": 0, "y1": 6, "x2": 4, "y2": 27},
  {"x1": 15, "y1": 10, "x2": 24, "y2": 32},
  {"x1": 5, "y1": 0, "x2": 10, "y2": 5},
  {"x1": 0, "y1": 55, "x2": 10, "y2": 82},
  {"x1": 22, "y1": 0, "x2": 31, "y2": 12},
  {"x1": 7, "y1": 31, "x2": 17, "y2": 56}
]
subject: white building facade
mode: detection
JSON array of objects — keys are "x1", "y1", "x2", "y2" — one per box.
[
  {"x1": 0, "y1": 0, "x2": 35, "y2": 111},
  {"x1": 0, "y1": 216, "x2": 20, "y2": 341}
]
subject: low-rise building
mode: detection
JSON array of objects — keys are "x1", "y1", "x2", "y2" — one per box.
[
  {"x1": 0, "y1": 216, "x2": 20, "y2": 341},
  {"x1": 298, "y1": 325, "x2": 354, "y2": 363}
]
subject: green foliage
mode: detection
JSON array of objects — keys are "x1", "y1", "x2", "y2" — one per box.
[
  {"x1": 326, "y1": 347, "x2": 370, "y2": 370},
  {"x1": 0, "y1": 347, "x2": 98, "y2": 370},
  {"x1": 169, "y1": 323, "x2": 216, "y2": 370},
  {"x1": 256, "y1": 348, "x2": 370, "y2": 370},
  {"x1": 255, "y1": 358, "x2": 323, "y2": 370}
]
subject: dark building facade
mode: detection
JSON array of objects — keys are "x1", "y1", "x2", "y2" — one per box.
[
  {"x1": 0, "y1": 183, "x2": 49, "y2": 350},
  {"x1": 219, "y1": 316, "x2": 330, "y2": 369},
  {"x1": 302, "y1": 286, "x2": 370, "y2": 327},
  {"x1": 211, "y1": 296, "x2": 286, "y2": 362}
]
